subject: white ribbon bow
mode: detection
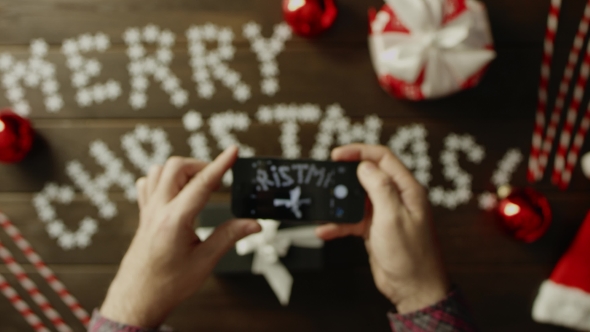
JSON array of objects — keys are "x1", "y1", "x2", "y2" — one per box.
[
  {"x1": 196, "y1": 219, "x2": 323, "y2": 306},
  {"x1": 369, "y1": 0, "x2": 496, "y2": 98}
]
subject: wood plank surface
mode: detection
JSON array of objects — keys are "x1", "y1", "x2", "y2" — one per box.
[{"x1": 0, "y1": 0, "x2": 589, "y2": 331}]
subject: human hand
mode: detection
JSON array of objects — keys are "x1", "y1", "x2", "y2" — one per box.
[
  {"x1": 100, "y1": 146, "x2": 261, "y2": 328},
  {"x1": 316, "y1": 144, "x2": 449, "y2": 314}
]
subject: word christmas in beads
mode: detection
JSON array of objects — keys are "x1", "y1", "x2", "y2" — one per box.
[{"x1": 31, "y1": 103, "x2": 523, "y2": 251}]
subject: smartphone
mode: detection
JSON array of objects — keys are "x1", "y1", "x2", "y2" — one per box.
[{"x1": 231, "y1": 158, "x2": 366, "y2": 223}]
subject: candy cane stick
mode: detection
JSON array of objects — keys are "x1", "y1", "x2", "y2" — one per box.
[
  {"x1": 527, "y1": 0, "x2": 563, "y2": 182},
  {"x1": 0, "y1": 242, "x2": 72, "y2": 332},
  {"x1": 0, "y1": 273, "x2": 50, "y2": 332},
  {"x1": 536, "y1": 1, "x2": 590, "y2": 179},
  {"x1": 551, "y1": 42, "x2": 590, "y2": 187},
  {"x1": 0, "y1": 212, "x2": 90, "y2": 326},
  {"x1": 559, "y1": 105, "x2": 590, "y2": 188}
]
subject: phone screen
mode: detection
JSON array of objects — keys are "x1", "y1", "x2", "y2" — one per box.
[{"x1": 231, "y1": 158, "x2": 365, "y2": 223}]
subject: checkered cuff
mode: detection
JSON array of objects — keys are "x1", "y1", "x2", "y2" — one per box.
[
  {"x1": 388, "y1": 288, "x2": 477, "y2": 332},
  {"x1": 88, "y1": 309, "x2": 174, "y2": 332}
]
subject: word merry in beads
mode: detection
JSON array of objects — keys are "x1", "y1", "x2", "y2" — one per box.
[
  {"x1": 0, "y1": 22, "x2": 292, "y2": 116},
  {"x1": 32, "y1": 103, "x2": 523, "y2": 251}
]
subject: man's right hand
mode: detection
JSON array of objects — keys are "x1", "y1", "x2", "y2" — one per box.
[{"x1": 316, "y1": 144, "x2": 450, "y2": 314}]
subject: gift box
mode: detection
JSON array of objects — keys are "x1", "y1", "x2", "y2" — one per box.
[
  {"x1": 198, "y1": 203, "x2": 323, "y2": 273},
  {"x1": 197, "y1": 203, "x2": 324, "y2": 305},
  {"x1": 368, "y1": 0, "x2": 496, "y2": 100}
]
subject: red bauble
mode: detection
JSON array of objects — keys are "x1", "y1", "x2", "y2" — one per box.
[
  {"x1": 282, "y1": 0, "x2": 337, "y2": 37},
  {"x1": 0, "y1": 110, "x2": 34, "y2": 163},
  {"x1": 495, "y1": 187, "x2": 552, "y2": 243}
]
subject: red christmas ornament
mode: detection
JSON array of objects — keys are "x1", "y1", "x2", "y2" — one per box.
[
  {"x1": 282, "y1": 0, "x2": 337, "y2": 37},
  {"x1": 495, "y1": 186, "x2": 552, "y2": 243},
  {"x1": 0, "y1": 110, "x2": 34, "y2": 163}
]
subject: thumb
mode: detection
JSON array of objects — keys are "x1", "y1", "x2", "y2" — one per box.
[
  {"x1": 194, "y1": 219, "x2": 261, "y2": 267},
  {"x1": 357, "y1": 161, "x2": 401, "y2": 218}
]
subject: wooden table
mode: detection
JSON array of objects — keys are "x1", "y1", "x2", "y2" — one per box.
[{"x1": 0, "y1": 0, "x2": 588, "y2": 331}]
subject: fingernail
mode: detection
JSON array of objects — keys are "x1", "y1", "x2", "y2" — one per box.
[
  {"x1": 360, "y1": 162, "x2": 376, "y2": 174},
  {"x1": 224, "y1": 145, "x2": 238, "y2": 154},
  {"x1": 245, "y1": 222, "x2": 260, "y2": 234}
]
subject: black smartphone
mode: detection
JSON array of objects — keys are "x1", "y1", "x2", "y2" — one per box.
[{"x1": 231, "y1": 158, "x2": 366, "y2": 223}]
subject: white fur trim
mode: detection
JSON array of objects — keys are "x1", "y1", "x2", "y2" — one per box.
[{"x1": 532, "y1": 280, "x2": 590, "y2": 331}]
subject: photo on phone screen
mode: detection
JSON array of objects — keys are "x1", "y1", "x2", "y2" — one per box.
[{"x1": 231, "y1": 158, "x2": 366, "y2": 223}]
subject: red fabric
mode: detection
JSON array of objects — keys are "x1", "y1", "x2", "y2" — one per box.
[
  {"x1": 379, "y1": 69, "x2": 426, "y2": 101},
  {"x1": 376, "y1": 3, "x2": 410, "y2": 34},
  {"x1": 550, "y1": 210, "x2": 590, "y2": 294}
]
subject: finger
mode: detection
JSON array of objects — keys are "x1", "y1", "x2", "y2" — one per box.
[
  {"x1": 357, "y1": 161, "x2": 402, "y2": 218},
  {"x1": 154, "y1": 157, "x2": 207, "y2": 203},
  {"x1": 147, "y1": 165, "x2": 163, "y2": 197},
  {"x1": 193, "y1": 218, "x2": 261, "y2": 268},
  {"x1": 316, "y1": 222, "x2": 366, "y2": 240},
  {"x1": 173, "y1": 146, "x2": 238, "y2": 218},
  {"x1": 332, "y1": 144, "x2": 418, "y2": 189},
  {"x1": 333, "y1": 144, "x2": 426, "y2": 216},
  {"x1": 136, "y1": 177, "x2": 147, "y2": 208}
]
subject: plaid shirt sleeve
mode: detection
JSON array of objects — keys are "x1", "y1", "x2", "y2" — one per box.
[
  {"x1": 388, "y1": 288, "x2": 477, "y2": 332},
  {"x1": 88, "y1": 309, "x2": 174, "y2": 332}
]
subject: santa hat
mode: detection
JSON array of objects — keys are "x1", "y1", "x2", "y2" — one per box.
[{"x1": 532, "y1": 211, "x2": 590, "y2": 331}]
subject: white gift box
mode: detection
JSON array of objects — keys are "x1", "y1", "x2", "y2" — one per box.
[{"x1": 369, "y1": 0, "x2": 496, "y2": 100}]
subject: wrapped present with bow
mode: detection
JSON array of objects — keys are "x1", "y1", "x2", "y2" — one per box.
[
  {"x1": 368, "y1": 0, "x2": 496, "y2": 100},
  {"x1": 197, "y1": 204, "x2": 323, "y2": 305}
]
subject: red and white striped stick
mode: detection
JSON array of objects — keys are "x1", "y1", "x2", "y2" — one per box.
[
  {"x1": 0, "y1": 213, "x2": 90, "y2": 326},
  {"x1": 556, "y1": 102, "x2": 590, "y2": 188},
  {"x1": 0, "y1": 241, "x2": 72, "y2": 332},
  {"x1": 527, "y1": 0, "x2": 563, "y2": 182},
  {"x1": 0, "y1": 273, "x2": 50, "y2": 332},
  {"x1": 550, "y1": 33, "x2": 590, "y2": 188},
  {"x1": 536, "y1": 1, "x2": 590, "y2": 179}
]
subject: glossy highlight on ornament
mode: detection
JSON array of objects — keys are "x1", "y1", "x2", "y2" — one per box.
[
  {"x1": 287, "y1": 0, "x2": 306, "y2": 11},
  {"x1": 495, "y1": 186, "x2": 551, "y2": 243},
  {"x1": 0, "y1": 109, "x2": 34, "y2": 163},
  {"x1": 282, "y1": 0, "x2": 338, "y2": 37},
  {"x1": 502, "y1": 202, "x2": 520, "y2": 217}
]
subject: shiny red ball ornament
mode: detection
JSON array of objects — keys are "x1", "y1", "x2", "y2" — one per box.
[
  {"x1": 282, "y1": 0, "x2": 338, "y2": 37},
  {"x1": 0, "y1": 110, "x2": 34, "y2": 163},
  {"x1": 495, "y1": 186, "x2": 552, "y2": 243}
]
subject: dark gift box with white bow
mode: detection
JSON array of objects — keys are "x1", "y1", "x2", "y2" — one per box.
[{"x1": 197, "y1": 203, "x2": 324, "y2": 305}]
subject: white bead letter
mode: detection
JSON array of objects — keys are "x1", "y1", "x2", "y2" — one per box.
[
  {"x1": 32, "y1": 183, "x2": 98, "y2": 250},
  {"x1": 186, "y1": 24, "x2": 251, "y2": 103},
  {"x1": 388, "y1": 124, "x2": 431, "y2": 186},
  {"x1": 62, "y1": 33, "x2": 122, "y2": 107},
  {"x1": 256, "y1": 103, "x2": 321, "y2": 158},
  {"x1": 66, "y1": 141, "x2": 137, "y2": 219},
  {"x1": 243, "y1": 22, "x2": 292, "y2": 96},
  {"x1": 429, "y1": 134, "x2": 485, "y2": 210},
  {"x1": 310, "y1": 104, "x2": 382, "y2": 160},
  {"x1": 124, "y1": 25, "x2": 189, "y2": 110},
  {"x1": 0, "y1": 39, "x2": 63, "y2": 116}
]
